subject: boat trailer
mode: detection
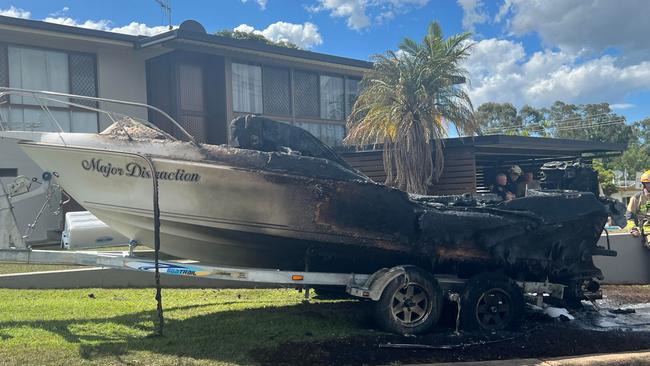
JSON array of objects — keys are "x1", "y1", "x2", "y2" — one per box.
[{"x1": 0, "y1": 176, "x2": 570, "y2": 335}]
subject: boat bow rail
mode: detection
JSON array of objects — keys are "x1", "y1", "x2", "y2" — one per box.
[{"x1": 0, "y1": 87, "x2": 198, "y2": 145}]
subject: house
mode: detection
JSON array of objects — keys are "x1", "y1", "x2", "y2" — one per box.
[{"x1": 0, "y1": 16, "x2": 369, "y2": 243}]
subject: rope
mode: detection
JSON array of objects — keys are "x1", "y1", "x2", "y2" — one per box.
[{"x1": 143, "y1": 154, "x2": 164, "y2": 337}]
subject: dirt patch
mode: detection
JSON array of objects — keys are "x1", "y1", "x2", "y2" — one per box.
[
  {"x1": 601, "y1": 285, "x2": 650, "y2": 306},
  {"x1": 253, "y1": 285, "x2": 650, "y2": 366}
]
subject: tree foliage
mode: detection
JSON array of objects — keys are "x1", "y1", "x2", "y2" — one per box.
[
  {"x1": 610, "y1": 118, "x2": 650, "y2": 179},
  {"x1": 475, "y1": 101, "x2": 633, "y2": 143},
  {"x1": 547, "y1": 102, "x2": 633, "y2": 144},
  {"x1": 344, "y1": 22, "x2": 477, "y2": 194},
  {"x1": 476, "y1": 103, "x2": 546, "y2": 136},
  {"x1": 593, "y1": 160, "x2": 618, "y2": 196},
  {"x1": 215, "y1": 29, "x2": 300, "y2": 49}
]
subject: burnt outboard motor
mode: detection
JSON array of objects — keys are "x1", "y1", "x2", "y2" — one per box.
[
  {"x1": 539, "y1": 160, "x2": 600, "y2": 196},
  {"x1": 539, "y1": 160, "x2": 626, "y2": 229}
]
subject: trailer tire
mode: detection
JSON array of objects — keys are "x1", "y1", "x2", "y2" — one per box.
[
  {"x1": 460, "y1": 272, "x2": 524, "y2": 331},
  {"x1": 374, "y1": 266, "x2": 442, "y2": 335}
]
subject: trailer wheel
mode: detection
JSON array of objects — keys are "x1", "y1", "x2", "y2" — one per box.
[
  {"x1": 374, "y1": 266, "x2": 442, "y2": 335},
  {"x1": 460, "y1": 273, "x2": 524, "y2": 331}
]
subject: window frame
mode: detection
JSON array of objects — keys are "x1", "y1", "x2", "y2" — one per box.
[
  {"x1": 344, "y1": 76, "x2": 361, "y2": 118},
  {"x1": 291, "y1": 68, "x2": 321, "y2": 119},
  {"x1": 318, "y1": 73, "x2": 345, "y2": 121},
  {"x1": 0, "y1": 42, "x2": 99, "y2": 132},
  {"x1": 231, "y1": 61, "x2": 263, "y2": 114}
]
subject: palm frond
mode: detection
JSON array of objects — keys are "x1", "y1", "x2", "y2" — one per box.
[{"x1": 345, "y1": 21, "x2": 477, "y2": 194}]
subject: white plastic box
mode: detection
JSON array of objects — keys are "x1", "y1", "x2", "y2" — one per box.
[{"x1": 62, "y1": 211, "x2": 130, "y2": 249}]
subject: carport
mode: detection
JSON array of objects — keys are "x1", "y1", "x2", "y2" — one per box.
[{"x1": 340, "y1": 135, "x2": 626, "y2": 195}]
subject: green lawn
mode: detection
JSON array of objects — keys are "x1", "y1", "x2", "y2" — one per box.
[{"x1": 0, "y1": 288, "x2": 372, "y2": 365}]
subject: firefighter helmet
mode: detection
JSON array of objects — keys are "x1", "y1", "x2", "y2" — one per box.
[
  {"x1": 641, "y1": 170, "x2": 650, "y2": 183},
  {"x1": 508, "y1": 165, "x2": 523, "y2": 176}
]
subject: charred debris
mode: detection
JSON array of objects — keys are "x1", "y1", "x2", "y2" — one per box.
[{"x1": 227, "y1": 115, "x2": 623, "y2": 284}]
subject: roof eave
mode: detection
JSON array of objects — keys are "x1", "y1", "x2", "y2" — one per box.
[
  {"x1": 137, "y1": 29, "x2": 373, "y2": 71},
  {"x1": 0, "y1": 15, "x2": 140, "y2": 46}
]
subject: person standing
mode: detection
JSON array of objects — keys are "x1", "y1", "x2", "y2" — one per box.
[
  {"x1": 517, "y1": 171, "x2": 540, "y2": 197},
  {"x1": 506, "y1": 165, "x2": 523, "y2": 196},
  {"x1": 492, "y1": 173, "x2": 516, "y2": 201},
  {"x1": 626, "y1": 170, "x2": 650, "y2": 248}
]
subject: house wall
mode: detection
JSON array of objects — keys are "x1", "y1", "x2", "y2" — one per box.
[{"x1": 0, "y1": 27, "x2": 159, "y2": 243}]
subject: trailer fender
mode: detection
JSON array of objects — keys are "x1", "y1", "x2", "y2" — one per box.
[{"x1": 347, "y1": 265, "x2": 422, "y2": 301}]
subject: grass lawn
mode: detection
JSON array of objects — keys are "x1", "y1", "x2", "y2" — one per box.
[{"x1": 0, "y1": 288, "x2": 373, "y2": 365}]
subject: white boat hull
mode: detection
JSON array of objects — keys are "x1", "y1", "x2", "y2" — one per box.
[{"x1": 18, "y1": 141, "x2": 413, "y2": 270}]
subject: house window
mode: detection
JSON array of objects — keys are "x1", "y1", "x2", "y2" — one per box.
[
  {"x1": 8, "y1": 46, "x2": 69, "y2": 105},
  {"x1": 346, "y1": 78, "x2": 361, "y2": 117},
  {"x1": 293, "y1": 71, "x2": 319, "y2": 118},
  {"x1": 320, "y1": 75, "x2": 344, "y2": 120},
  {"x1": 0, "y1": 45, "x2": 98, "y2": 133},
  {"x1": 295, "y1": 121, "x2": 345, "y2": 147},
  {"x1": 262, "y1": 66, "x2": 291, "y2": 115},
  {"x1": 231, "y1": 62, "x2": 262, "y2": 114}
]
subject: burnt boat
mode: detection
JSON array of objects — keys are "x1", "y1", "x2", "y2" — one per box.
[{"x1": 0, "y1": 90, "x2": 621, "y2": 289}]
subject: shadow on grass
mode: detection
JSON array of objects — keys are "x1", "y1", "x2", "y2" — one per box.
[{"x1": 0, "y1": 300, "x2": 374, "y2": 364}]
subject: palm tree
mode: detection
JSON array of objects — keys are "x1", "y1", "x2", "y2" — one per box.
[{"x1": 345, "y1": 22, "x2": 477, "y2": 194}]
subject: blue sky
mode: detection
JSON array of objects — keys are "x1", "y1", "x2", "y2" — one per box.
[{"x1": 2, "y1": 0, "x2": 650, "y2": 123}]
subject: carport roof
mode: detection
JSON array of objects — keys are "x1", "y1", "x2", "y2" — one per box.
[{"x1": 445, "y1": 134, "x2": 626, "y2": 158}]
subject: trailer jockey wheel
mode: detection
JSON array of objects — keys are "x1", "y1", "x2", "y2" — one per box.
[
  {"x1": 375, "y1": 266, "x2": 442, "y2": 335},
  {"x1": 460, "y1": 273, "x2": 524, "y2": 331},
  {"x1": 560, "y1": 281, "x2": 584, "y2": 309}
]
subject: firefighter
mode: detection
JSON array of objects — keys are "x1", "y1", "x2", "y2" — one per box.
[
  {"x1": 506, "y1": 165, "x2": 523, "y2": 196},
  {"x1": 626, "y1": 170, "x2": 650, "y2": 248},
  {"x1": 492, "y1": 173, "x2": 515, "y2": 201}
]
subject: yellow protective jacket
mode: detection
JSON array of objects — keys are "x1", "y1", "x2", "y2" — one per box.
[{"x1": 626, "y1": 189, "x2": 650, "y2": 231}]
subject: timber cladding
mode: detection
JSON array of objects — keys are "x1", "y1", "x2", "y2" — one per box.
[{"x1": 340, "y1": 147, "x2": 477, "y2": 195}]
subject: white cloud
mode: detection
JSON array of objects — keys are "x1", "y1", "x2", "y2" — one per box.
[
  {"x1": 309, "y1": 0, "x2": 428, "y2": 30},
  {"x1": 49, "y1": 6, "x2": 70, "y2": 17},
  {"x1": 465, "y1": 38, "x2": 650, "y2": 108},
  {"x1": 240, "y1": 0, "x2": 267, "y2": 10},
  {"x1": 504, "y1": 0, "x2": 650, "y2": 56},
  {"x1": 611, "y1": 103, "x2": 635, "y2": 110},
  {"x1": 0, "y1": 6, "x2": 31, "y2": 19},
  {"x1": 43, "y1": 17, "x2": 111, "y2": 30},
  {"x1": 494, "y1": 0, "x2": 511, "y2": 23},
  {"x1": 233, "y1": 24, "x2": 255, "y2": 33},
  {"x1": 457, "y1": 0, "x2": 488, "y2": 32},
  {"x1": 309, "y1": 0, "x2": 370, "y2": 30},
  {"x1": 43, "y1": 16, "x2": 172, "y2": 36},
  {"x1": 234, "y1": 21, "x2": 323, "y2": 49},
  {"x1": 110, "y1": 22, "x2": 171, "y2": 36}
]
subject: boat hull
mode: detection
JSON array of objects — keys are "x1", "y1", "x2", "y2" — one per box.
[{"x1": 18, "y1": 142, "x2": 421, "y2": 271}]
